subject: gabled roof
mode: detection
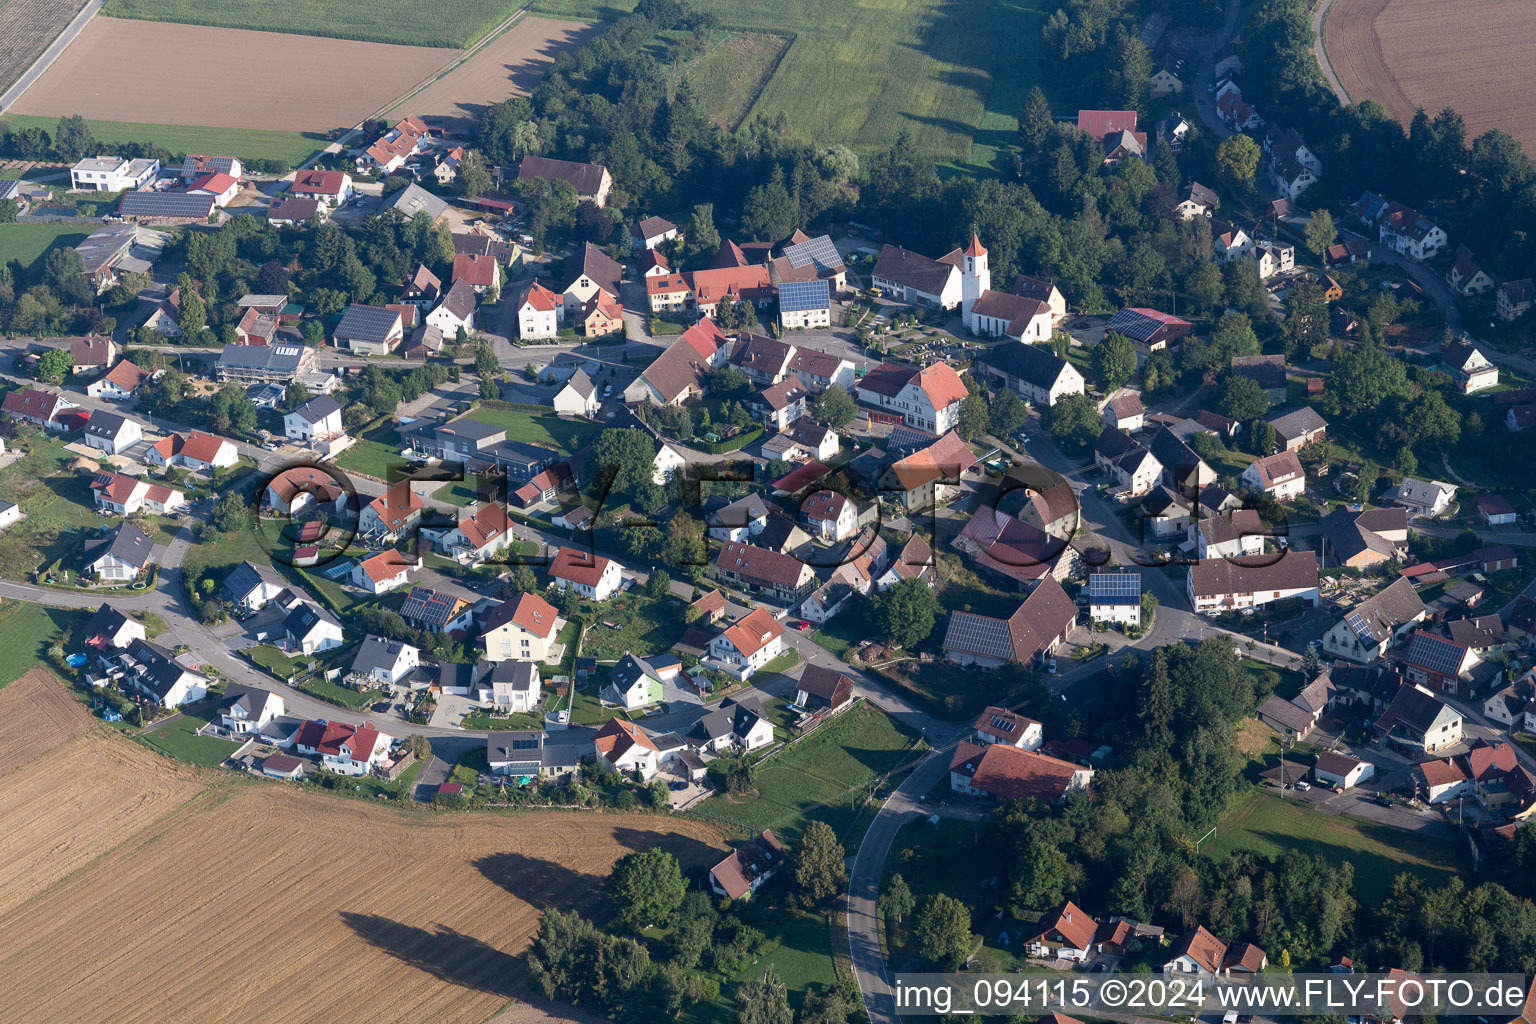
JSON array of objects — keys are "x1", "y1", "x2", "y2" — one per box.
[
  {"x1": 1404, "y1": 629, "x2": 1474, "y2": 676},
  {"x1": 594, "y1": 716, "x2": 658, "y2": 763},
  {"x1": 1336, "y1": 577, "x2": 1425, "y2": 643},
  {"x1": 520, "y1": 281, "x2": 559, "y2": 312},
  {"x1": 709, "y1": 830, "x2": 785, "y2": 899},
  {"x1": 974, "y1": 340, "x2": 1076, "y2": 390},
  {"x1": 1076, "y1": 109, "x2": 1138, "y2": 141},
  {"x1": 96, "y1": 361, "x2": 147, "y2": 394},
  {"x1": 367, "y1": 480, "x2": 423, "y2": 533},
  {"x1": 1246, "y1": 450, "x2": 1305, "y2": 489},
  {"x1": 223, "y1": 560, "x2": 286, "y2": 601},
  {"x1": 1188, "y1": 550, "x2": 1318, "y2": 598},
  {"x1": 718, "y1": 606, "x2": 784, "y2": 658},
  {"x1": 943, "y1": 576, "x2": 1077, "y2": 663},
  {"x1": 267, "y1": 196, "x2": 319, "y2": 222},
  {"x1": 435, "y1": 278, "x2": 477, "y2": 324},
  {"x1": 292, "y1": 169, "x2": 350, "y2": 196},
  {"x1": 973, "y1": 705, "x2": 1040, "y2": 743},
  {"x1": 549, "y1": 546, "x2": 615, "y2": 587},
  {"x1": 1167, "y1": 926, "x2": 1227, "y2": 974},
  {"x1": 564, "y1": 242, "x2": 622, "y2": 298},
  {"x1": 870, "y1": 244, "x2": 958, "y2": 297},
  {"x1": 1376, "y1": 683, "x2": 1459, "y2": 736},
  {"x1": 453, "y1": 252, "x2": 499, "y2": 288},
  {"x1": 399, "y1": 586, "x2": 472, "y2": 628},
  {"x1": 948, "y1": 740, "x2": 1086, "y2": 801},
  {"x1": 886, "y1": 430, "x2": 978, "y2": 492},
  {"x1": 481, "y1": 591, "x2": 559, "y2": 639},
  {"x1": 688, "y1": 263, "x2": 773, "y2": 305},
  {"x1": 356, "y1": 549, "x2": 412, "y2": 584},
  {"x1": 382, "y1": 183, "x2": 448, "y2": 222},
  {"x1": 335, "y1": 304, "x2": 402, "y2": 344},
  {"x1": 1031, "y1": 900, "x2": 1098, "y2": 951},
  {"x1": 353, "y1": 634, "x2": 419, "y2": 675},
  {"x1": 289, "y1": 394, "x2": 341, "y2": 424},
  {"x1": 1268, "y1": 406, "x2": 1327, "y2": 442},
  {"x1": 84, "y1": 523, "x2": 154, "y2": 569},
  {"x1": 518, "y1": 155, "x2": 608, "y2": 196}
]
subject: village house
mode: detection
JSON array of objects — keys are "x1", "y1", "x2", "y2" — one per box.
[
  {"x1": 87, "y1": 359, "x2": 150, "y2": 402},
  {"x1": 1402, "y1": 629, "x2": 1485, "y2": 696},
  {"x1": 1385, "y1": 478, "x2": 1458, "y2": 518},
  {"x1": 81, "y1": 410, "x2": 143, "y2": 455},
  {"x1": 777, "y1": 278, "x2": 832, "y2": 330},
  {"x1": 855, "y1": 361, "x2": 968, "y2": 434},
  {"x1": 518, "y1": 155, "x2": 613, "y2": 207},
  {"x1": 485, "y1": 662, "x2": 542, "y2": 713},
  {"x1": 284, "y1": 600, "x2": 344, "y2": 655},
  {"x1": 1319, "y1": 506, "x2": 1408, "y2": 570},
  {"x1": 708, "y1": 831, "x2": 786, "y2": 900},
  {"x1": 283, "y1": 394, "x2": 343, "y2": 443},
  {"x1": 1442, "y1": 339, "x2": 1499, "y2": 394},
  {"x1": 1194, "y1": 509, "x2": 1265, "y2": 561},
  {"x1": 1094, "y1": 427, "x2": 1162, "y2": 497},
  {"x1": 1211, "y1": 218, "x2": 1254, "y2": 261},
  {"x1": 1027, "y1": 901, "x2": 1099, "y2": 961},
  {"x1": 223, "y1": 561, "x2": 290, "y2": 614},
  {"x1": 356, "y1": 115, "x2": 430, "y2": 174},
  {"x1": 143, "y1": 430, "x2": 235, "y2": 474},
  {"x1": 631, "y1": 215, "x2": 679, "y2": 251},
  {"x1": 3, "y1": 387, "x2": 77, "y2": 431},
  {"x1": 350, "y1": 549, "x2": 415, "y2": 595},
  {"x1": 453, "y1": 252, "x2": 501, "y2": 300},
  {"x1": 795, "y1": 665, "x2": 855, "y2": 713},
  {"x1": 1446, "y1": 245, "x2": 1496, "y2": 296},
  {"x1": 1376, "y1": 683, "x2": 1463, "y2": 754},
  {"x1": 290, "y1": 168, "x2": 353, "y2": 207},
  {"x1": 689, "y1": 695, "x2": 774, "y2": 753},
  {"x1": 1355, "y1": 193, "x2": 1448, "y2": 261},
  {"x1": 710, "y1": 540, "x2": 816, "y2": 603},
  {"x1": 943, "y1": 576, "x2": 1077, "y2": 668},
  {"x1": 517, "y1": 281, "x2": 561, "y2": 340},
  {"x1": 1187, "y1": 550, "x2": 1320, "y2": 614},
  {"x1": 360, "y1": 480, "x2": 424, "y2": 544},
  {"x1": 1175, "y1": 181, "x2": 1219, "y2": 220},
  {"x1": 69, "y1": 334, "x2": 116, "y2": 374},
  {"x1": 352, "y1": 634, "x2": 421, "y2": 687},
  {"x1": 1104, "y1": 306, "x2": 1192, "y2": 355},
  {"x1": 84, "y1": 523, "x2": 155, "y2": 581},
  {"x1": 1268, "y1": 407, "x2": 1327, "y2": 451},
  {"x1": 974, "y1": 341, "x2": 1085, "y2": 407},
  {"x1": 114, "y1": 639, "x2": 207, "y2": 708},
  {"x1": 706, "y1": 607, "x2": 785, "y2": 681},
  {"x1": 973, "y1": 705, "x2": 1043, "y2": 749},
  {"x1": 293, "y1": 720, "x2": 392, "y2": 776},
  {"x1": 1088, "y1": 571, "x2": 1143, "y2": 626},
  {"x1": 91, "y1": 471, "x2": 185, "y2": 516},
  {"x1": 602, "y1": 652, "x2": 679, "y2": 709},
  {"x1": 1101, "y1": 392, "x2": 1145, "y2": 433},
  {"x1": 1313, "y1": 750, "x2": 1374, "y2": 790},
  {"x1": 1497, "y1": 278, "x2": 1535, "y2": 321},
  {"x1": 217, "y1": 683, "x2": 283, "y2": 736},
  {"x1": 399, "y1": 587, "x2": 475, "y2": 635},
  {"x1": 549, "y1": 546, "x2": 624, "y2": 601},
  {"x1": 334, "y1": 303, "x2": 404, "y2": 355},
  {"x1": 594, "y1": 717, "x2": 660, "y2": 778},
  {"x1": 881, "y1": 430, "x2": 979, "y2": 510},
  {"x1": 1252, "y1": 239, "x2": 1295, "y2": 279},
  {"x1": 1241, "y1": 450, "x2": 1306, "y2": 501},
  {"x1": 949, "y1": 740, "x2": 1094, "y2": 803},
  {"x1": 70, "y1": 155, "x2": 158, "y2": 191},
  {"x1": 560, "y1": 242, "x2": 622, "y2": 324},
  {"x1": 480, "y1": 592, "x2": 560, "y2": 662}
]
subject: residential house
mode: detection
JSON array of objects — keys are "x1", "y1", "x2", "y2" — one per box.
[
  {"x1": 1447, "y1": 245, "x2": 1496, "y2": 296},
  {"x1": 1385, "y1": 478, "x2": 1457, "y2": 518},
  {"x1": 81, "y1": 411, "x2": 143, "y2": 454},
  {"x1": 70, "y1": 155, "x2": 157, "y2": 191},
  {"x1": 1012, "y1": 275, "x2": 1068, "y2": 322},
  {"x1": 1319, "y1": 506, "x2": 1408, "y2": 569},
  {"x1": 1231, "y1": 354, "x2": 1288, "y2": 403},
  {"x1": 652, "y1": 439, "x2": 688, "y2": 485},
  {"x1": 350, "y1": 549, "x2": 415, "y2": 594},
  {"x1": 1372, "y1": 197, "x2": 1448, "y2": 261},
  {"x1": 949, "y1": 740, "x2": 1093, "y2": 802},
  {"x1": 1211, "y1": 219, "x2": 1254, "y2": 261},
  {"x1": 953, "y1": 504, "x2": 1076, "y2": 590},
  {"x1": 69, "y1": 334, "x2": 116, "y2": 374},
  {"x1": 262, "y1": 466, "x2": 346, "y2": 516},
  {"x1": 1087, "y1": 571, "x2": 1143, "y2": 626},
  {"x1": 602, "y1": 652, "x2": 678, "y2": 709},
  {"x1": 518, "y1": 155, "x2": 612, "y2": 207},
  {"x1": 289, "y1": 169, "x2": 353, "y2": 207},
  {"x1": 217, "y1": 683, "x2": 283, "y2": 735},
  {"x1": 453, "y1": 252, "x2": 501, "y2": 300},
  {"x1": 1242, "y1": 450, "x2": 1306, "y2": 501},
  {"x1": 752, "y1": 378, "x2": 810, "y2": 431},
  {"x1": 1162, "y1": 927, "x2": 1228, "y2": 977},
  {"x1": 687, "y1": 264, "x2": 773, "y2": 318},
  {"x1": 1442, "y1": 339, "x2": 1499, "y2": 394},
  {"x1": 188, "y1": 172, "x2": 240, "y2": 207},
  {"x1": 778, "y1": 278, "x2": 832, "y2": 330},
  {"x1": 710, "y1": 541, "x2": 815, "y2": 604},
  {"x1": 481, "y1": 592, "x2": 560, "y2": 662},
  {"x1": 1149, "y1": 55, "x2": 1184, "y2": 98},
  {"x1": 355, "y1": 115, "x2": 430, "y2": 173},
  {"x1": 1403, "y1": 629, "x2": 1483, "y2": 696},
  {"x1": 795, "y1": 665, "x2": 854, "y2": 713},
  {"x1": 689, "y1": 695, "x2": 774, "y2": 753},
  {"x1": 881, "y1": 430, "x2": 979, "y2": 510},
  {"x1": 1195, "y1": 509, "x2": 1266, "y2": 561},
  {"x1": 1027, "y1": 901, "x2": 1100, "y2": 961},
  {"x1": 594, "y1": 717, "x2": 660, "y2": 778},
  {"x1": 972, "y1": 706, "x2": 1043, "y2": 749},
  {"x1": 631, "y1": 215, "x2": 678, "y2": 251},
  {"x1": 549, "y1": 546, "x2": 624, "y2": 601},
  {"x1": 973, "y1": 341, "x2": 1085, "y2": 407},
  {"x1": 1216, "y1": 86, "x2": 1262, "y2": 131},
  {"x1": 1187, "y1": 550, "x2": 1320, "y2": 614},
  {"x1": 87, "y1": 360, "x2": 149, "y2": 401},
  {"x1": 426, "y1": 501, "x2": 512, "y2": 565},
  {"x1": 1103, "y1": 307, "x2": 1192, "y2": 354},
  {"x1": 870, "y1": 243, "x2": 962, "y2": 308},
  {"x1": 1313, "y1": 750, "x2": 1374, "y2": 789},
  {"x1": 1376, "y1": 683, "x2": 1463, "y2": 754},
  {"x1": 283, "y1": 394, "x2": 343, "y2": 443},
  {"x1": 431, "y1": 145, "x2": 465, "y2": 185},
  {"x1": 1268, "y1": 407, "x2": 1327, "y2": 451},
  {"x1": 360, "y1": 480, "x2": 424, "y2": 544},
  {"x1": 91, "y1": 471, "x2": 184, "y2": 516},
  {"x1": 942, "y1": 575, "x2": 1077, "y2": 668},
  {"x1": 2, "y1": 387, "x2": 77, "y2": 431},
  {"x1": 216, "y1": 342, "x2": 317, "y2": 383},
  {"x1": 1102, "y1": 392, "x2": 1146, "y2": 432},
  {"x1": 1252, "y1": 240, "x2": 1295, "y2": 279},
  {"x1": 622, "y1": 319, "x2": 729, "y2": 405},
  {"x1": 708, "y1": 831, "x2": 786, "y2": 900},
  {"x1": 1415, "y1": 740, "x2": 1530, "y2": 809},
  {"x1": 267, "y1": 196, "x2": 322, "y2": 225},
  {"x1": 334, "y1": 303, "x2": 404, "y2": 355},
  {"x1": 80, "y1": 604, "x2": 146, "y2": 652},
  {"x1": 1326, "y1": 236, "x2": 1373, "y2": 266},
  {"x1": 117, "y1": 639, "x2": 206, "y2": 708},
  {"x1": 1175, "y1": 181, "x2": 1219, "y2": 220},
  {"x1": 854, "y1": 361, "x2": 969, "y2": 434},
  {"x1": 707, "y1": 607, "x2": 785, "y2": 681},
  {"x1": 75, "y1": 223, "x2": 155, "y2": 294},
  {"x1": 399, "y1": 586, "x2": 475, "y2": 635},
  {"x1": 487, "y1": 662, "x2": 542, "y2": 713},
  {"x1": 83, "y1": 523, "x2": 154, "y2": 580},
  {"x1": 283, "y1": 600, "x2": 344, "y2": 655},
  {"x1": 293, "y1": 720, "x2": 391, "y2": 776},
  {"x1": 1094, "y1": 427, "x2": 1162, "y2": 497},
  {"x1": 352, "y1": 634, "x2": 421, "y2": 686},
  {"x1": 1497, "y1": 278, "x2": 1536, "y2": 322}
]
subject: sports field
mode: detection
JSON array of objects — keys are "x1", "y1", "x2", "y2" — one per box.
[
  {"x1": 1323, "y1": 0, "x2": 1536, "y2": 154},
  {"x1": 8, "y1": 17, "x2": 455, "y2": 132},
  {"x1": 532, "y1": 0, "x2": 1050, "y2": 162},
  {"x1": 0, "y1": 114, "x2": 322, "y2": 167},
  {"x1": 385, "y1": 16, "x2": 596, "y2": 133},
  {"x1": 0, "y1": 668, "x2": 726, "y2": 1024},
  {"x1": 101, "y1": 0, "x2": 521, "y2": 48},
  {"x1": 0, "y1": 0, "x2": 87, "y2": 93}
]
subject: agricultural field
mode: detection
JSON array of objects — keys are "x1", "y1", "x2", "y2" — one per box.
[
  {"x1": 676, "y1": 31, "x2": 790, "y2": 129},
  {"x1": 690, "y1": 701, "x2": 921, "y2": 843},
  {"x1": 386, "y1": 16, "x2": 597, "y2": 133},
  {"x1": 0, "y1": 114, "x2": 322, "y2": 168},
  {"x1": 1323, "y1": 0, "x2": 1536, "y2": 154},
  {"x1": 0, "y1": 221, "x2": 91, "y2": 275},
  {"x1": 0, "y1": 0, "x2": 86, "y2": 94},
  {"x1": 531, "y1": 0, "x2": 1051, "y2": 163},
  {"x1": 0, "y1": 669, "x2": 727, "y2": 1024},
  {"x1": 1206, "y1": 790, "x2": 1462, "y2": 904},
  {"x1": 101, "y1": 0, "x2": 521, "y2": 48},
  {"x1": 8, "y1": 17, "x2": 455, "y2": 133}
]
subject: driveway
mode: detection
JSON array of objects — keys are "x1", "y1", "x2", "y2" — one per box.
[{"x1": 429, "y1": 692, "x2": 479, "y2": 728}]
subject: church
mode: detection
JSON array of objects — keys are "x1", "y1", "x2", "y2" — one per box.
[{"x1": 959, "y1": 235, "x2": 1055, "y2": 343}]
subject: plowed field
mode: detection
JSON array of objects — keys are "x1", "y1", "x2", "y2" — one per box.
[
  {"x1": 1324, "y1": 0, "x2": 1536, "y2": 153},
  {"x1": 0, "y1": 672, "x2": 725, "y2": 1024}
]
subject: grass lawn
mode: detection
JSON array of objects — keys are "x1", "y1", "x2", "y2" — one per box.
[
  {"x1": 0, "y1": 602, "x2": 80, "y2": 687},
  {"x1": 574, "y1": 592, "x2": 687, "y2": 662},
  {"x1": 758, "y1": 649, "x2": 802, "y2": 676},
  {"x1": 335, "y1": 439, "x2": 405, "y2": 480},
  {"x1": 0, "y1": 221, "x2": 92, "y2": 273},
  {"x1": 299, "y1": 676, "x2": 381, "y2": 710},
  {"x1": 462, "y1": 708, "x2": 546, "y2": 730},
  {"x1": 246, "y1": 644, "x2": 309, "y2": 681},
  {"x1": 355, "y1": 757, "x2": 423, "y2": 800},
  {"x1": 689, "y1": 702, "x2": 921, "y2": 843},
  {"x1": 1206, "y1": 790, "x2": 1462, "y2": 904},
  {"x1": 676, "y1": 30, "x2": 789, "y2": 129},
  {"x1": 533, "y1": 0, "x2": 1052, "y2": 162},
  {"x1": 135, "y1": 710, "x2": 241, "y2": 767},
  {"x1": 0, "y1": 436, "x2": 146, "y2": 579},
  {"x1": 461, "y1": 407, "x2": 603, "y2": 453},
  {"x1": 0, "y1": 114, "x2": 322, "y2": 168},
  {"x1": 100, "y1": 0, "x2": 517, "y2": 47},
  {"x1": 682, "y1": 910, "x2": 839, "y2": 1024}
]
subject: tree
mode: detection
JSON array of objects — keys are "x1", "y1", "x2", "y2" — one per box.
[
  {"x1": 513, "y1": 565, "x2": 539, "y2": 593},
  {"x1": 178, "y1": 288, "x2": 207, "y2": 340},
  {"x1": 36, "y1": 348, "x2": 72, "y2": 383},
  {"x1": 646, "y1": 568, "x2": 672, "y2": 599},
  {"x1": 735, "y1": 967, "x2": 792, "y2": 1024},
  {"x1": 1301, "y1": 644, "x2": 1321, "y2": 679},
  {"x1": 741, "y1": 166, "x2": 796, "y2": 242},
  {"x1": 456, "y1": 149, "x2": 492, "y2": 198},
  {"x1": 867, "y1": 577, "x2": 941, "y2": 648},
  {"x1": 1215, "y1": 134, "x2": 1261, "y2": 191},
  {"x1": 1217, "y1": 375, "x2": 1271, "y2": 422},
  {"x1": 879, "y1": 874, "x2": 915, "y2": 927},
  {"x1": 402, "y1": 733, "x2": 431, "y2": 760},
  {"x1": 989, "y1": 388, "x2": 1028, "y2": 437},
  {"x1": 956, "y1": 394, "x2": 990, "y2": 440},
  {"x1": 685, "y1": 203, "x2": 720, "y2": 259},
  {"x1": 794, "y1": 821, "x2": 848, "y2": 905},
  {"x1": 1041, "y1": 392, "x2": 1102, "y2": 451},
  {"x1": 53, "y1": 114, "x2": 96, "y2": 163},
  {"x1": 1018, "y1": 86, "x2": 1054, "y2": 152},
  {"x1": 1303, "y1": 209, "x2": 1338, "y2": 258},
  {"x1": 606, "y1": 848, "x2": 686, "y2": 930},
  {"x1": 812, "y1": 385, "x2": 856, "y2": 427},
  {"x1": 1249, "y1": 419, "x2": 1278, "y2": 456},
  {"x1": 591, "y1": 427, "x2": 659, "y2": 499},
  {"x1": 1282, "y1": 278, "x2": 1329, "y2": 360},
  {"x1": 0, "y1": 199, "x2": 17, "y2": 224},
  {"x1": 1092, "y1": 332, "x2": 1136, "y2": 390},
  {"x1": 913, "y1": 894, "x2": 972, "y2": 968},
  {"x1": 210, "y1": 491, "x2": 251, "y2": 534}
]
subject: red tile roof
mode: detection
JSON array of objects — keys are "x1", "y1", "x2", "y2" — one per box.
[
  {"x1": 291, "y1": 169, "x2": 348, "y2": 196},
  {"x1": 1031, "y1": 900, "x2": 1097, "y2": 951},
  {"x1": 357, "y1": 549, "x2": 412, "y2": 584},
  {"x1": 520, "y1": 281, "x2": 559, "y2": 312},
  {"x1": 719, "y1": 606, "x2": 784, "y2": 658},
  {"x1": 549, "y1": 546, "x2": 614, "y2": 588},
  {"x1": 98, "y1": 360, "x2": 147, "y2": 393},
  {"x1": 949, "y1": 740, "x2": 1087, "y2": 801},
  {"x1": 368, "y1": 481, "x2": 423, "y2": 533},
  {"x1": 453, "y1": 252, "x2": 498, "y2": 288}
]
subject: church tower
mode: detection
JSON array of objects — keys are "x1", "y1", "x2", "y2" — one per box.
[{"x1": 961, "y1": 233, "x2": 990, "y2": 331}]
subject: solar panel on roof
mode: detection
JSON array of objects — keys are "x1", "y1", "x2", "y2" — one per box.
[
  {"x1": 1089, "y1": 573, "x2": 1141, "y2": 604},
  {"x1": 945, "y1": 612, "x2": 1014, "y2": 660},
  {"x1": 778, "y1": 278, "x2": 830, "y2": 313},
  {"x1": 784, "y1": 234, "x2": 842, "y2": 272},
  {"x1": 1409, "y1": 633, "x2": 1467, "y2": 676},
  {"x1": 1346, "y1": 611, "x2": 1374, "y2": 642},
  {"x1": 989, "y1": 715, "x2": 1016, "y2": 733}
]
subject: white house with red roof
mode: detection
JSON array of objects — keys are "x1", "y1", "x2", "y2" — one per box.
[
  {"x1": 350, "y1": 549, "x2": 416, "y2": 594},
  {"x1": 517, "y1": 281, "x2": 561, "y2": 339},
  {"x1": 86, "y1": 360, "x2": 149, "y2": 401},
  {"x1": 549, "y1": 546, "x2": 623, "y2": 601},
  {"x1": 289, "y1": 168, "x2": 353, "y2": 207},
  {"x1": 707, "y1": 607, "x2": 785, "y2": 680},
  {"x1": 356, "y1": 115, "x2": 430, "y2": 174},
  {"x1": 1027, "y1": 900, "x2": 1099, "y2": 961},
  {"x1": 972, "y1": 705, "x2": 1043, "y2": 749},
  {"x1": 594, "y1": 717, "x2": 660, "y2": 779},
  {"x1": 800, "y1": 489, "x2": 860, "y2": 542},
  {"x1": 188, "y1": 172, "x2": 240, "y2": 207},
  {"x1": 292, "y1": 720, "x2": 393, "y2": 776},
  {"x1": 480, "y1": 591, "x2": 561, "y2": 662},
  {"x1": 360, "y1": 480, "x2": 424, "y2": 544},
  {"x1": 957, "y1": 235, "x2": 1054, "y2": 343},
  {"x1": 144, "y1": 430, "x2": 238, "y2": 472},
  {"x1": 91, "y1": 471, "x2": 185, "y2": 516},
  {"x1": 453, "y1": 252, "x2": 501, "y2": 299},
  {"x1": 425, "y1": 500, "x2": 512, "y2": 565},
  {"x1": 855, "y1": 361, "x2": 968, "y2": 434},
  {"x1": 2, "y1": 387, "x2": 77, "y2": 431}
]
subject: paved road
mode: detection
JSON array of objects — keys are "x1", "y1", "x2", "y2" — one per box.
[
  {"x1": 0, "y1": 0, "x2": 104, "y2": 111},
  {"x1": 1311, "y1": 0, "x2": 1351, "y2": 107}
]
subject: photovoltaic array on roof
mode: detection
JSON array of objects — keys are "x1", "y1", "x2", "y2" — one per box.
[
  {"x1": 1409, "y1": 632, "x2": 1468, "y2": 675},
  {"x1": 778, "y1": 278, "x2": 830, "y2": 313},
  {"x1": 945, "y1": 611, "x2": 1015, "y2": 661},
  {"x1": 989, "y1": 715, "x2": 1017, "y2": 734},
  {"x1": 1346, "y1": 611, "x2": 1373, "y2": 643},
  {"x1": 1089, "y1": 572, "x2": 1141, "y2": 604},
  {"x1": 783, "y1": 234, "x2": 841, "y2": 272}
]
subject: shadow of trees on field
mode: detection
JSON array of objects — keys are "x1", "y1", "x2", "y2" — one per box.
[
  {"x1": 340, "y1": 912, "x2": 520, "y2": 997},
  {"x1": 474, "y1": 851, "x2": 592, "y2": 912},
  {"x1": 610, "y1": 825, "x2": 725, "y2": 869}
]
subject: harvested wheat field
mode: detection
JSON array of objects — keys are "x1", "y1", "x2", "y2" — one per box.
[
  {"x1": 9, "y1": 16, "x2": 457, "y2": 131},
  {"x1": 386, "y1": 16, "x2": 594, "y2": 133},
  {"x1": 0, "y1": 675, "x2": 726, "y2": 1024},
  {"x1": 0, "y1": 666, "x2": 94, "y2": 777},
  {"x1": 0, "y1": 0, "x2": 87, "y2": 94},
  {"x1": 1325, "y1": 0, "x2": 1536, "y2": 153}
]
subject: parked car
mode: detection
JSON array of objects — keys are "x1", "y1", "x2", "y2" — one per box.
[
  {"x1": 794, "y1": 620, "x2": 810, "y2": 630},
  {"x1": 669, "y1": 780, "x2": 688, "y2": 791},
  {"x1": 1295, "y1": 780, "x2": 1310, "y2": 792}
]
